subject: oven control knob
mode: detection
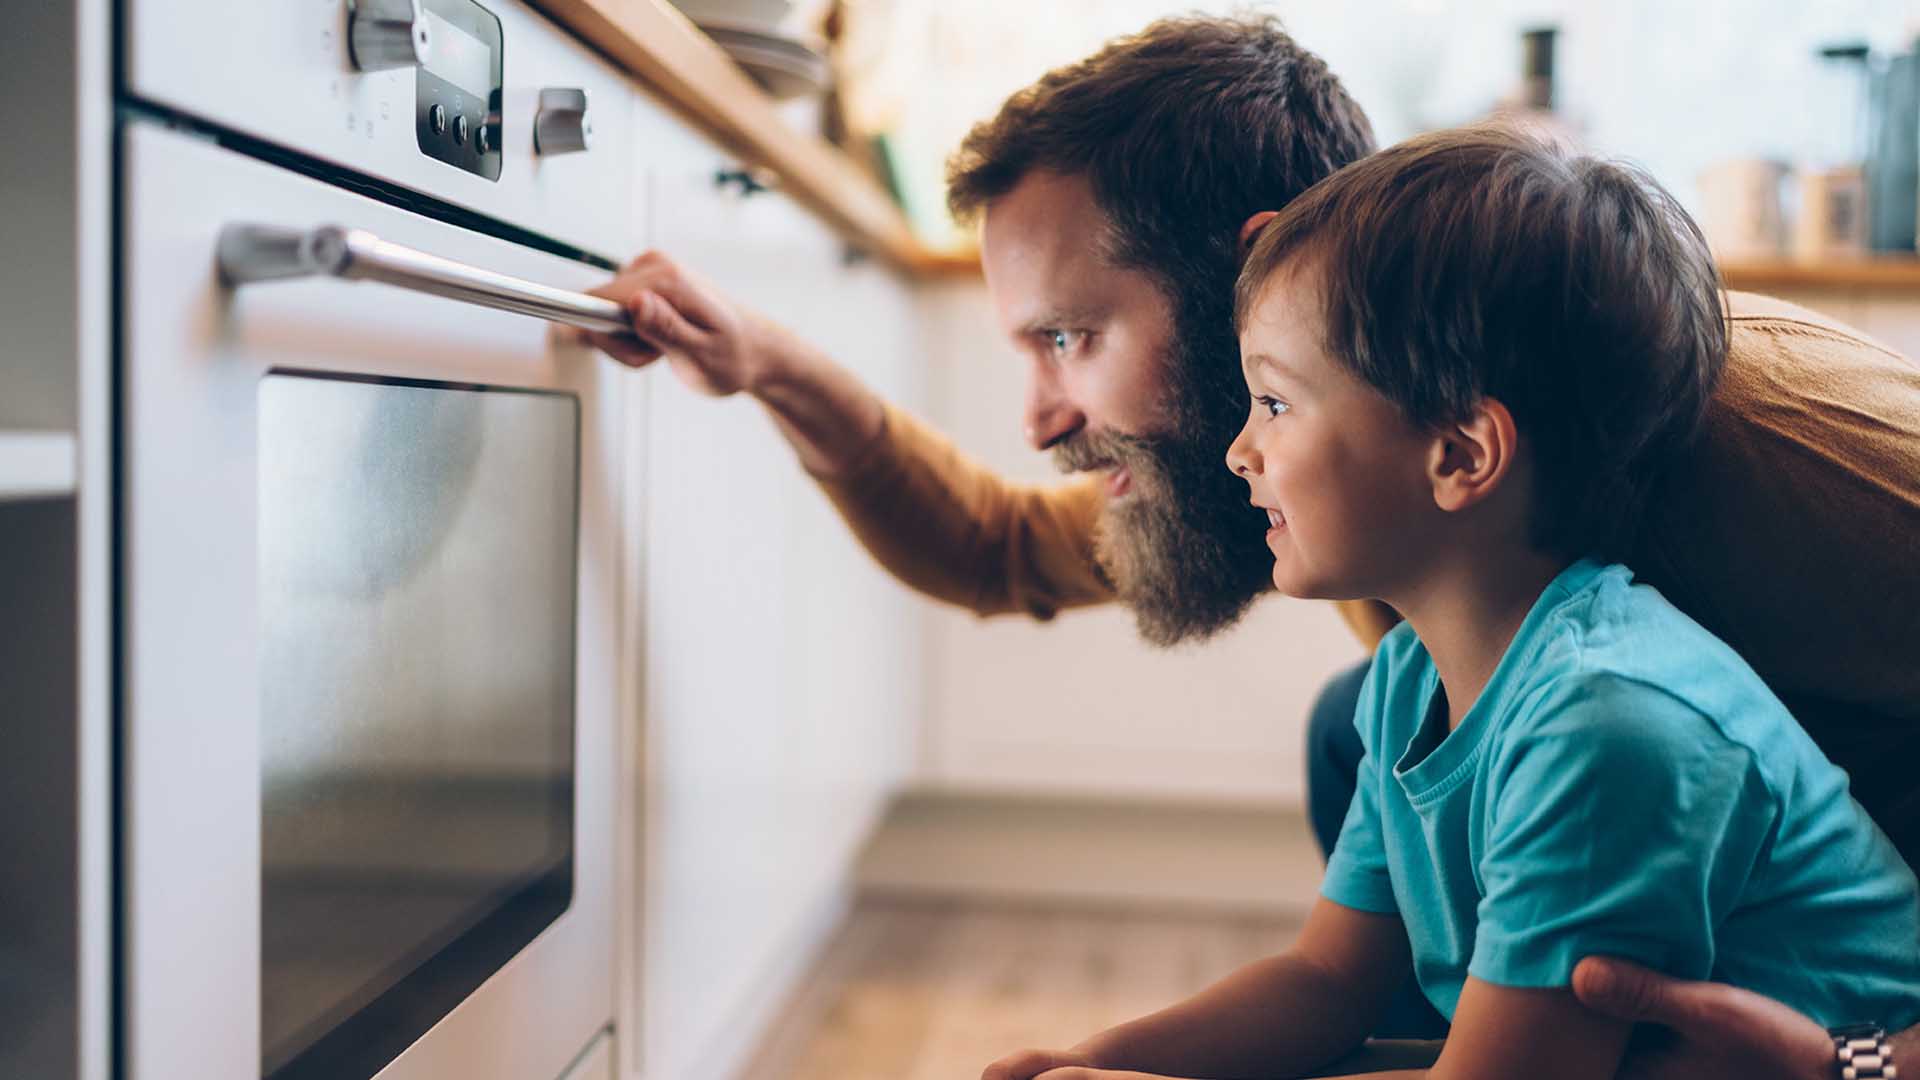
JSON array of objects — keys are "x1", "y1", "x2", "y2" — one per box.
[
  {"x1": 347, "y1": 0, "x2": 431, "y2": 73},
  {"x1": 534, "y1": 88, "x2": 592, "y2": 155}
]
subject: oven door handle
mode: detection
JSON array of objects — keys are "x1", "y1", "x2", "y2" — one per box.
[{"x1": 216, "y1": 223, "x2": 636, "y2": 337}]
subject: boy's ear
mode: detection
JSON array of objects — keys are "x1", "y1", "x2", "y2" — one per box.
[
  {"x1": 1238, "y1": 210, "x2": 1281, "y2": 253},
  {"x1": 1428, "y1": 398, "x2": 1519, "y2": 514}
]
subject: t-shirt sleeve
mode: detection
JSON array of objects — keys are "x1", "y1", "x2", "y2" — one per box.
[
  {"x1": 1470, "y1": 674, "x2": 1777, "y2": 989},
  {"x1": 1320, "y1": 656, "x2": 1400, "y2": 915}
]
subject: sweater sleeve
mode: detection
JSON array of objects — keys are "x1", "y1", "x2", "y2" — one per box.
[{"x1": 807, "y1": 402, "x2": 1114, "y2": 619}]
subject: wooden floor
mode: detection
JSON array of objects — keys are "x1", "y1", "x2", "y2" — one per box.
[{"x1": 737, "y1": 899, "x2": 1305, "y2": 1080}]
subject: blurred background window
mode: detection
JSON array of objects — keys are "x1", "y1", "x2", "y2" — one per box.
[{"x1": 819, "y1": 0, "x2": 1920, "y2": 252}]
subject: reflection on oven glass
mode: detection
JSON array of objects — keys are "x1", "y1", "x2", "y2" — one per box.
[{"x1": 257, "y1": 373, "x2": 579, "y2": 1080}]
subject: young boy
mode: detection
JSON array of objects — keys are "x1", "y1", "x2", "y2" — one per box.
[{"x1": 982, "y1": 126, "x2": 1920, "y2": 1080}]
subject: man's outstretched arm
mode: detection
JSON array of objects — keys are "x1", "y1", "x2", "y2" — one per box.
[
  {"x1": 1573, "y1": 955, "x2": 1920, "y2": 1079},
  {"x1": 583, "y1": 250, "x2": 1114, "y2": 619}
]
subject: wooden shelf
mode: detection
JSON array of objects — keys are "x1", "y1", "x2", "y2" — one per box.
[
  {"x1": 0, "y1": 432, "x2": 77, "y2": 502},
  {"x1": 896, "y1": 251, "x2": 1920, "y2": 291},
  {"x1": 530, "y1": 0, "x2": 934, "y2": 274},
  {"x1": 1719, "y1": 256, "x2": 1920, "y2": 292}
]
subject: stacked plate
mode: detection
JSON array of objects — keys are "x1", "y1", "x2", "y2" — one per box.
[{"x1": 673, "y1": 0, "x2": 831, "y2": 101}]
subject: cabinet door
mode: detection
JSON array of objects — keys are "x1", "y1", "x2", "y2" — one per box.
[{"x1": 625, "y1": 112, "x2": 923, "y2": 1080}]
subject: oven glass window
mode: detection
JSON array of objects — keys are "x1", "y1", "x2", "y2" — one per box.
[{"x1": 257, "y1": 372, "x2": 579, "y2": 1080}]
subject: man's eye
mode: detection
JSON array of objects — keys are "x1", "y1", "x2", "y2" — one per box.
[
  {"x1": 1255, "y1": 395, "x2": 1290, "y2": 417},
  {"x1": 1047, "y1": 329, "x2": 1085, "y2": 355}
]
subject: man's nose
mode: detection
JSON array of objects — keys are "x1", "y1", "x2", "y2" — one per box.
[{"x1": 1024, "y1": 365, "x2": 1085, "y2": 450}]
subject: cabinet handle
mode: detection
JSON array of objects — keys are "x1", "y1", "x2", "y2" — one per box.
[
  {"x1": 216, "y1": 223, "x2": 634, "y2": 337},
  {"x1": 714, "y1": 167, "x2": 779, "y2": 197}
]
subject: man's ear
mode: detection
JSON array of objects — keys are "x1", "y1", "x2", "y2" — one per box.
[
  {"x1": 1239, "y1": 210, "x2": 1281, "y2": 253},
  {"x1": 1428, "y1": 398, "x2": 1519, "y2": 513}
]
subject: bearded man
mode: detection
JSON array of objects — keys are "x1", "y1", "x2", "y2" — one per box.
[{"x1": 584, "y1": 15, "x2": 1920, "y2": 1079}]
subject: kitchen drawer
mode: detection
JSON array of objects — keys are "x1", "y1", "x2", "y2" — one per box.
[{"x1": 556, "y1": 1030, "x2": 613, "y2": 1080}]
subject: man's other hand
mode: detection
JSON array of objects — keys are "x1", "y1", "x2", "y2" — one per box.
[{"x1": 1571, "y1": 956, "x2": 1834, "y2": 1080}]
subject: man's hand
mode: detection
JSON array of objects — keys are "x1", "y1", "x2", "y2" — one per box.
[
  {"x1": 578, "y1": 249, "x2": 887, "y2": 476},
  {"x1": 980, "y1": 1054, "x2": 1191, "y2": 1080},
  {"x1": 981, "y1": 1047, "x2": 1103, "y2": 1080},
  {"x1": 580, "y1": 250, "x2": 776, "y2": 397},
  {"x1": 1571, "y1": 956, "x2": 1834, "y2": 1080},
  {"x1": 1036, "y1": 1060, "x2": 1198, "y2": 1068}
]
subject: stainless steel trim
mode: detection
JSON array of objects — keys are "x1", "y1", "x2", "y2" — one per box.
[
  {"x1": 534, "y1": 88, "x2": 592, "y2": 156},
  {"x1": 216, "y1": 223, "x2": 632, "y2": 336},
  {"x1": 347, "y1": 0, "x2": 432, "y2": 73}
]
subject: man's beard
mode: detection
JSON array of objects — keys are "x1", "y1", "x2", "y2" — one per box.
[{"x1": 1053, "y1": 345, "x2": 1274, "y2": 646}]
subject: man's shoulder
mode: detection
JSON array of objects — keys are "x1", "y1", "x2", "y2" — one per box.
[{"x1": 1722, "y1": 289, "x2": 1913, "y2": 375}]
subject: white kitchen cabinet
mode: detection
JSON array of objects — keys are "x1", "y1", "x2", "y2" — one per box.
[
  {"x1": 0, "y1": 3, "x2": 111, "y2": 1079},
  {"x1": 619, "y1": 98, "x2": 926, "y2": 1080}
]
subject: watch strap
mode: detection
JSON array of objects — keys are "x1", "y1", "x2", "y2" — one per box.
[{"x1": 1832, "y1": 1023, "x2": 1897, "y2": 1079}]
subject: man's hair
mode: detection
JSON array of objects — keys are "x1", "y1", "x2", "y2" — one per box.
[
  {"x1": 948, "y1": 14, "x2": 1375, "y2": 315},
  {"x1": 1235, "y1": 123, "x2": 1729, "y2": 562},
  {"x1": 943, "y1": 15, "x2": 1378, "y2": 644}
]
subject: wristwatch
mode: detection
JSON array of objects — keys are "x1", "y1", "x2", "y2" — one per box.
[{"x1": 1831, "y1": 1024, "x2": 1897, "y2": 1079}]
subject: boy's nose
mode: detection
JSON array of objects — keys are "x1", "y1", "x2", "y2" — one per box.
[{"x1": 1225, "y1": 423, "x2": 1260, "y2": 477}]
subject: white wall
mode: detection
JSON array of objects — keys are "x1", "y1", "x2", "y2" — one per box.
[{"x1": 912, "y1": 282, "x2": 1367, "y2": 806}]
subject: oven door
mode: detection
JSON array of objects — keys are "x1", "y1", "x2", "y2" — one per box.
[{"x1": 121, "y1": 123, "x2": 620, "y2": 1080}]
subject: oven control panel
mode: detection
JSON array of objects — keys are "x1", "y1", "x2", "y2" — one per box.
[
  {"x1": 126, "y1": 0, "x2": 637, "y2": 257},
  {"x1": 418, "y1": 0, "x2": 504, "y2": 178},
  {"x1": 346, "y1": 0, "x2": 505, "y2": 180}
]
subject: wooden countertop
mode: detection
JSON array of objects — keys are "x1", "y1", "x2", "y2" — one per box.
[
  {"x1": 1718, "y1": 255, "x2": 1920, "y2": 292},
  {"x1": 892, "y1": 250, "x2": 1920, "y2": 291}
]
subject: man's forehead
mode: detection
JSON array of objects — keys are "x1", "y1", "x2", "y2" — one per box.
[{"x1": 981, "y1": 170, "x2": 1113, "y2": 260}]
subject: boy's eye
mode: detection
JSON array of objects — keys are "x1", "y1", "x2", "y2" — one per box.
[{"x1": 1255, "y1": 394, "x2": 1290, "y2": 418}]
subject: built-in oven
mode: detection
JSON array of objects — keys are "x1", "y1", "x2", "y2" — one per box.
[{"x1": 117, "y1": 2, "x2": 636, "y2": 1078}]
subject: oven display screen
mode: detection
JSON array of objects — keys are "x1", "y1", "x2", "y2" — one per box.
[
  {"x1": 423, "y1": 9, "x2": 494, "y2": 100},
  {"x1": 257, "y1": 373, "x2": 578, "y2": 1080}
]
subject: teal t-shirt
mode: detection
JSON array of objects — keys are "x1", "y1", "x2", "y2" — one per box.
[{"x1": 1321, "y1": 560, "x2": 1920, "y2": 1029}]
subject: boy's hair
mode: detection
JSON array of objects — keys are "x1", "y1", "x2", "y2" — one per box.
[{"x1": 1235, "y1": 123, "x2": 1729, "y2": 562}]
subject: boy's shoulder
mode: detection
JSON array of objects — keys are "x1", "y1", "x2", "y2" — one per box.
[
  {"x1": 1366, "y1": 561, "x2": 1792, "y2": 753},
  {"x1": 1491, "y1": 562, "x2": 1797, "y2": 765}
]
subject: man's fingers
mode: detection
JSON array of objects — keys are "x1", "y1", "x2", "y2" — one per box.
[
  {"x1": 1574, "y1": 955, "x2": 1836, "y2": 1079},
  {"x1": 600, "y1": 251, "x2": 728, "y2": 332},
  {"x1": 638, "y1": 265, "x2": 731, "y2": 333},
  {"x1": 627, "y1": 290, "x2": 710, "y2": 352},
  {"x1": 1572, "y1": 955, "x2": 1676, "y2": 1024},
  {"x1": 981, "y1": 1049, "x2": 1080, "y2": 1080},
  {"x1": 576, "y1": 328, "x2": 661, "y2": 369}
]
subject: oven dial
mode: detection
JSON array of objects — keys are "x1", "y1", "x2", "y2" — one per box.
[
  {"x1": 347, "y1": 0, "x2": 431, "y2": 73},
  {"x1": 534, "y1": 88, "x2": 592, "y2": 155},
  {"x1": 429, "y1": 103, "x2": 448, "y2": 134},
  {"x1": 453, "y1": 114, "x2": 469, "y2": 145}
]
